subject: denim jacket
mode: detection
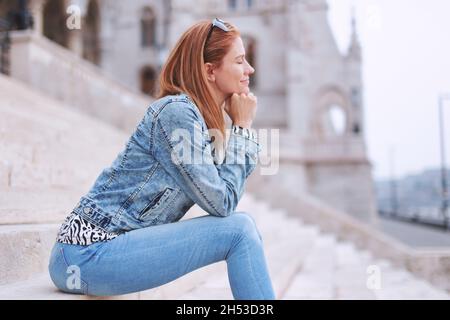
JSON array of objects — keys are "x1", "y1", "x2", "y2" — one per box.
[{"x1": 72, "y1": 93, "x2": 262, "y2": 233}]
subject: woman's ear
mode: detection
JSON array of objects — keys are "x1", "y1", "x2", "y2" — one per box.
[{"x1": 204, "y1": 62, "x2": 216, "y2": 82}]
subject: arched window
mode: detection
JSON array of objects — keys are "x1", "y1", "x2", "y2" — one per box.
[
  {"x1": 140, "y1": 66, "x2": 157, "y2": 97},
  {"x1": 141, "y1": 7, "x2": 156, "y2": 47},
  {"x1": 83, "y1": 0, "x2": 101, "y2": 65},
  {"x1": 242, "y1": 36, "x2": 257, "y2": 88},
  {"x1": 43, "y1": 0, "x2": 69, "y2": 48},
  {"x1": 313, "y1": 88, "x2": 351, "y2": 139},
  {"x1": 325, "y1": 104, "x2": 347, "y2": 137}
]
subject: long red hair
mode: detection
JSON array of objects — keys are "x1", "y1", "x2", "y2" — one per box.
[{"x1": 157, "y1": 20, "x2": 240, "y2": 140}]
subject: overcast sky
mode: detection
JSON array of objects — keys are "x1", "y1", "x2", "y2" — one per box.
[{"x1": 326, "y1": 0, "x2": 450, "y2": 180}]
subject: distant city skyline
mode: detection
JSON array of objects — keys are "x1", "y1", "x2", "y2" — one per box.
[{"x1": 327, "y1": 0, "x2": 450, "y2": 180}]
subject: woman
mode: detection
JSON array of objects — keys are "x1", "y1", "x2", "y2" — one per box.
[{"x1": 48, "y1": 18, "x2": 275, "y2": 300}]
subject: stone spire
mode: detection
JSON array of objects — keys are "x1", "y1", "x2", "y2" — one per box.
[{"x1": 347, "y1": 6, "x2": 361, "y2": 60}]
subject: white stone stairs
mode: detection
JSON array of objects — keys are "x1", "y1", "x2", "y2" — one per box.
[
  {"x1": 175, "y1": 197, "x2": 450, "y2": 300},
  {"x1": 0, "y1": 73, "x2": 129, "y2": 220}
]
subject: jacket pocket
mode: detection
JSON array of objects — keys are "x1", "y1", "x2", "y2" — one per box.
[{"x1": 138, "y1": 187, "x2": 177, "y2": 222}]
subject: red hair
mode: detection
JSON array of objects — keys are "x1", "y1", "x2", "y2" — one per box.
[{"x1": 157, "y1": 20, "x2": 240, "y2": 140}]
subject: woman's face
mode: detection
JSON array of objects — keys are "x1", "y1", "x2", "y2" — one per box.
[{"x1": 208, "y1": 36, "x2": 255, "y2": 98}]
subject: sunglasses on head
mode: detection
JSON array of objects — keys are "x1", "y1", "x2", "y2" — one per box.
[{"x1": 205, "y1": 18, "x2": 230, "y2": 47}]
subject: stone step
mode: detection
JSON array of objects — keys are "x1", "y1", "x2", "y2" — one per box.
[
  {"x1": 371, "y1": 261, "x2": 450, "y2": 300},
  {"x1": 138, "y1": 261, "x2": 227, "y2": 300},
  {"x1": 282, "y1": 234, "x2": 450, "y2": 300},
  {"x1": 174, "y1": 263, "x2": 233, "y2": 300},
  {"x1": 237, "y1": 199, "x2": 302, "y2": 230},
  {"x1": 0, "y1": 188, "x2": 82, "y2": 225},
  {"x1": 0, "y1": 224, "x2": 59, "y2": 286},
  {"x1": 0, "y1": 85, "x2": 127, "y2": 148},
  {"x1": 333, "y1": 242, "x2": 377, "y2": 299},
  {"x1": 283, "y1": 236, "x2": 379, "y2": 300},
  {"x1": 0, "y1": 273, "x2": 139, "y2": 300},
  {"x1": 282, "y1": 234, "x2": 339, "y2": 300},
  {"x1": 0, "y1": 79, "x2": 128, "y2": 190}
]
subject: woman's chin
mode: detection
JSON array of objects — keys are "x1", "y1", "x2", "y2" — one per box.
[
  {"x1": 240, "y1": 86, "x2": 250, "y2": 94},
  {"x1": 226, "y1": 86, "x2": 249, "y2": 96}
]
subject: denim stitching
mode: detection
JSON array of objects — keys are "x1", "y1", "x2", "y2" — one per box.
[
  {"x1": 147, "y1": 188, "x2": 181, "y2": 223},
  {"x1": 149, "y1": 99, "x2": 175, "y2": 155},
  {"x1": 116, "y1": 162, "x2": 159, "y2": 218},
  {"x1": 242, "y1": 235, "x2": 267, "y2": 299},
  {"x1": 76, "y1": 199, "x2": 113, "y2": 233},
  {"x1": 139, "y1": 187, "x2": 178, "y2": 221},
  {"x1": 156, "y1": 117, "x2": 223, "y2": 216},
  {"x1": 99, "y1": 139, "x2": 133, "y2": 193},
  {"x1": 150, "y1": 95, "x2": 201, "y2": 156}
]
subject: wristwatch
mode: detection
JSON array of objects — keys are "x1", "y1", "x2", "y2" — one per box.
[{"x1": 232, "y1": 124, "x2": 257, "y2": 141}]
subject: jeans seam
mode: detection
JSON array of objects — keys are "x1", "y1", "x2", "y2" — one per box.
[
  {"x1": 59, "y1": 248, "x2": 69, "y2": 268},
  {"x1": 242, "y1": 233, "x2": 266, "y2": 300}
]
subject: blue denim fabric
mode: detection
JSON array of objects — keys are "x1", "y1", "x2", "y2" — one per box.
[
  {"x1": 48, "y1": 212, "x2": 276, "y2": 299},
  {"x1": 72, "y1": 93, "x2": 262, "y2": 233}
]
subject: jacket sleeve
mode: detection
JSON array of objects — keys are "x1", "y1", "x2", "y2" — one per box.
[{"x1": 151, "y1": 100, "x2": 261, "y2": 217}]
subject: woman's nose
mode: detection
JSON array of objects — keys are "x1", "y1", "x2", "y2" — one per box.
[{"x1": 246, "y1": 64, "x2": 255, "y2": 75}]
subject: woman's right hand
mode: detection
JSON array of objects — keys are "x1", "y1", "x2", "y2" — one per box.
[{"x1": 223, "y1": 92, "x2": 257, "y2": 129}]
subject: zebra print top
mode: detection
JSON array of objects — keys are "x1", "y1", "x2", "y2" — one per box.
[{"x1": 56, "y1": 211, "x2": 119, "y2": 245}]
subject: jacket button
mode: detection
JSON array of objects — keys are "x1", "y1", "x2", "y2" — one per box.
[{"x1": 83, "y1": 207, "x2": 92, "y2": 215}]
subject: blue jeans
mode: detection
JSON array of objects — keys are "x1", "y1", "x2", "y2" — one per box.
[{"x1": 48, "y1": 212, "x2": 276, "y2": 300}]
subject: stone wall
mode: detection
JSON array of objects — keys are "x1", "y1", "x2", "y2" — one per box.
[{"x1": 9, "y1": 30, "x2": 151, "y2": 134}]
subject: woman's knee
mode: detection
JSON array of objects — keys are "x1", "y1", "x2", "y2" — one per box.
[{"x1": 228, "y1": 212, "x2": 263, "y2": 243}]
